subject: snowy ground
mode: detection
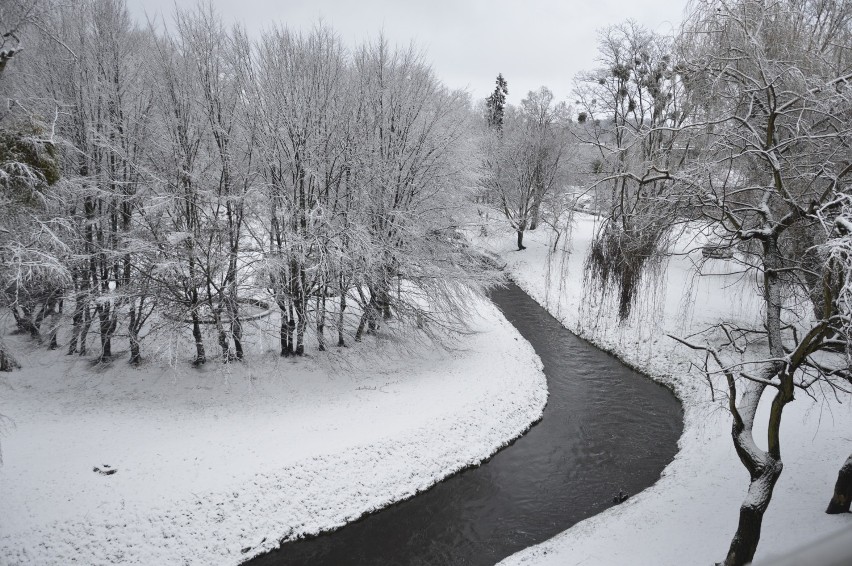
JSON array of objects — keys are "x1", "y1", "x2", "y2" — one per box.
[
  {"x1": 0, "y1": 297, "x2": 547, "y2": 565},
  {"x1": 474, "y1": 213, "x2": 852, "y2": 566}
]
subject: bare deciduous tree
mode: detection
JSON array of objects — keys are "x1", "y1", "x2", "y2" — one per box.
[{"x1": 481, "y1": 86, "x2": 571, "y2": 250}]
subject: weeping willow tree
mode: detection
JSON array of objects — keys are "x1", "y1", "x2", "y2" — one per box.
[{"x1": 575, "y1": 21, "x2": 693, "y2": 320}]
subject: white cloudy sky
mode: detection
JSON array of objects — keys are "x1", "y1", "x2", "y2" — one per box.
[{"x1": 127, "y1": 0, "x2": 689, "y2": 106}]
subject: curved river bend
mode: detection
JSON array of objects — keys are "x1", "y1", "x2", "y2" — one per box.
[{"x1": 248, "y1": 282, "x2": 683, "y2": 565}]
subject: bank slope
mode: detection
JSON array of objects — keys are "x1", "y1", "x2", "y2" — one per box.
[
  {"x1": 0, "y1": 296, "x2": 546, "y2": 565},
  {"x1": 477, "y1": 215, "x2": 852, "y2": 566}
]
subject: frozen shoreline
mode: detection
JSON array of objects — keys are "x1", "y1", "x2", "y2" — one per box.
[
  {"x1": 478, "y1": 214, "x2": 852, "y2": 566},
  {"x1": 0, "y1": 297, "x2": 547, "y2": 565}
]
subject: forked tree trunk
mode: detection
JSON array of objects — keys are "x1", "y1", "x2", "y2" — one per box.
[
  {"x1": 278, "y1": 300, "x2": 295, "y2": 356},
  {"x1": 517, "y1": 229, "x2": 526, "y2": 250},
  {"x1": 826, "y1": 454, "x2": 852, "y2": 514},
  {"x1": 722, "y1": 242, "x2": 793, "y2": 566},
  {"x1": 355, "y1": 286, "x2": 374, "y2": 342}
]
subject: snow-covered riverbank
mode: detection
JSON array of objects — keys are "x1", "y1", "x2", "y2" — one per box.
[
  {"x1": 0, "y1": 297, "x2": 547, "y2": 565},
  {"x1": 477, "y1": 214, "x2": 852, "y2": 566}
]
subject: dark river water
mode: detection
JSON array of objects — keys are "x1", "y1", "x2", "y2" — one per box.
[{"x1": 247, "y1": 282, "x2": 683, "y2": 566}]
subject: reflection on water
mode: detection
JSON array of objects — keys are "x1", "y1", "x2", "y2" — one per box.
[{"x1": 247, "y1": 282, "x2": 683, "y2": 566}]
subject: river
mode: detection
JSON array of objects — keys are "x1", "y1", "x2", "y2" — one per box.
[{"x1": 247, "y1": 281, "x2": 683, "y2": 565}]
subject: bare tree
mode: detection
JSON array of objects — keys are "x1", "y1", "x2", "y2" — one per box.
[
  {"x1": 481, "y1": 86, "x2": 571, "y2": 250},
  {"x1": 639, "y1": 1, "x2": 852, "y2": 563},
  {"x1": 575, "y1": 21, "x2": 691, "y2": 319}
]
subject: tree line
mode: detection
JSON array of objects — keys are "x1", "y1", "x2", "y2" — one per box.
[{"x1": 0, "y1": 0, "x2": 493, "y2": 369}]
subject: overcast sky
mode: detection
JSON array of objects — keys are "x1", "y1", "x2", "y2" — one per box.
[{"x1": 127, "y1": 0, "x2": 689, "y2": 106}]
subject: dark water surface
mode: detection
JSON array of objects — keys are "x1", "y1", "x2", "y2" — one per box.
[{"x1": 247, "y1": 282, "x2": 683, "y2": 566}]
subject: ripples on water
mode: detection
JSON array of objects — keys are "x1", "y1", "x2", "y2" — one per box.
[{"x1": 247, "y1": 282, "x2": 683, "y2": 566}]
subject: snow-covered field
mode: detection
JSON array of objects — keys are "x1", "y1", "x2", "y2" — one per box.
[
  {"x1": 3, "y1": 209, "x2": 849, "y2": 566},
  {"x1": 476, "y1": 213, "x2": 852, "y2": 566},
  {"x1": 0, "y1": 298, "x2": 547, "y2": 565}
]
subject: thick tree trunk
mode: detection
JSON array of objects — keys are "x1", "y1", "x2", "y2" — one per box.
[
  {"x1": 129, "y1": 330, "x2": 141, "y2": 366},
  {"x1": 826, "y1": 454, "x2": 852, "y2": 514},
  {"x1": 722, "y1": 241, "x2": 792, "y2": 566},
  {"x1": 128, "y1": 300, "x2": 142, "y2": 365},
  {"x1": 517, "y1": 229, "x2": 526, "y2": 250},
  {"x1": 98, "y1": 304, "x2": 114, "y2": 362},
  {"x1": 0, "y1": 340, "x2": 19, "y2": 372},
  {"x1": 355, "y1": 309, "x2": 368, "y2": 342},
  {"x1": 190, "y1": 308, "x2": 206, "y2": 366},
  {"x1": 722, "y1": 458, "x2": 783, "y2": 566},
  {"x1": 232, "y1": 315, "x2": 243, "y2": 361},
  {"x1": 31, "y1": 302, "x2": 49, "y2": 339},
  {"x1": 367, "y1": 297, "x2": 380, "y2": 333},
  {"x1": 529, "y1": 198, "x2": 541, "y2": 230},
  {"x1": 278, "y1": 300, "x2": 295, "y2": 356}
]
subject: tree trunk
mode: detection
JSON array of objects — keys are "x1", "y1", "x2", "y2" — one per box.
[
  {"x1": 295, "y1": 298, "x2": 306, "y2": 355},
  {"x1": 232, "y1": 315, "x2": 243, "y2": 361},
  {"x1": 68, "y1": 272, "x2": 84, "y2": 355},
  {"x1": 278, "y1": 300, "x2": 295, "y2": 356},
  {"x1": 722, "y1": 241, "x2": 792, "y2": 566},
  {"x1": 14, "y1": 304, "x2": 40, "y2": 339},
  {"x1": 355, "y1": 286, "x2": 373, "y2": 342},
  {"x1": 31, "y1": 301, "x2": 49, "y2": 339},
  {"x1": 190, "y1": 309, "x2": 206, "y2": 366},
  {"x1": 722, "y1": 458, "x2": 783, "y2": 566},
  {"x1": 517, "y1": 229, "x2": 526, "y2": 250},
  {"x1": 316, "y1": 295, "x2": 326, "y2": 352},
  {"x1": 355, "y1": 309, "x2": 368, "y2": 342},
  {"x1": 0, "y1": 340, "x2": 19, "y2": 372},
  {"x1": 98, "y1": 304, "x2": 114, "y2": 362},
  {"x1": 46, "y1": 297, "x2": 61, "y2": 350},
  {"x1": 529, "y1": 195, "x2": 541, "y2": 230},
  {"x1": 337, "y1": 291, "x2": 346, "y2": 347},
  {"x1": 129, "y1": 329, "x2": 141, "y2": 366},
  {"x1": 826, "y1": 454, "x2": 852, "y2": 514},
  {"x1": 79, "y1": 303, "x2": 93, "y2": 356},
  {"x1": 128, "y1": 300, "x2": 141, "y2": 365}
]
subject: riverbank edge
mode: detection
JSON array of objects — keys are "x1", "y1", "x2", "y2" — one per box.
[
  {"x1": 0, "y1": 298, "x2": 549, "y2": 566},
  {"x1": 484, "y1": 220, "x2": 852, "y2": 566}
]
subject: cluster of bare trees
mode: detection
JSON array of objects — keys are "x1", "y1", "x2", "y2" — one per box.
[
  {"x1": 480, "y1": 83, "x2": 573, "y2": 250},
  {"x1": 575, "y1": 1, "x2": 852, "y2": 563},
  {"x1": 575, "y1": 21, "x2": 691, "y2": 319},
  {"x1": 0, "y1": 0, "x2": 492, "y2": 368}
]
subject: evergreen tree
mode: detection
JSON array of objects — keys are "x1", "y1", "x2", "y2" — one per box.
[{"x1": 485, "y1": 73, "x2": 508, "y2": 130}]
